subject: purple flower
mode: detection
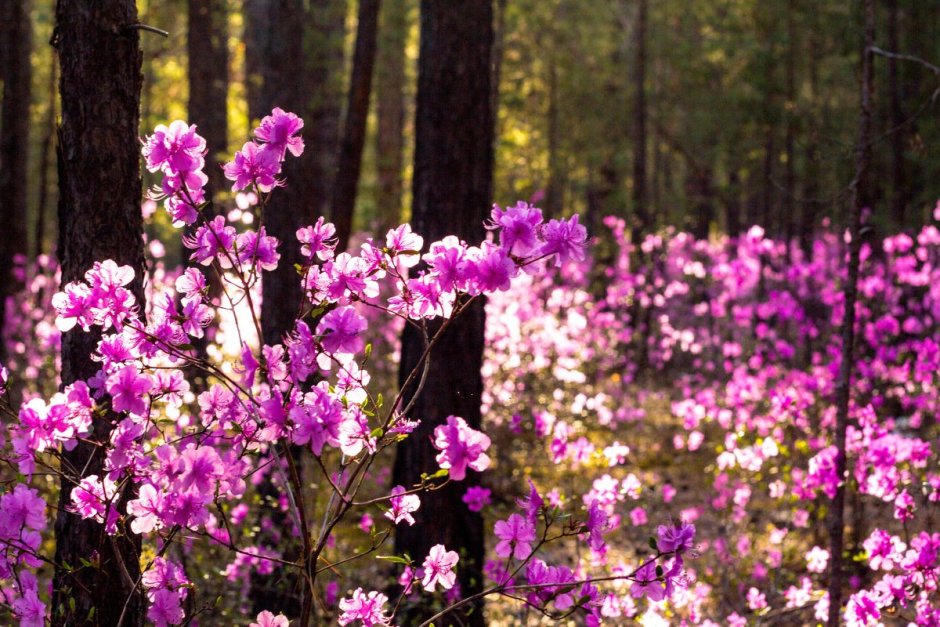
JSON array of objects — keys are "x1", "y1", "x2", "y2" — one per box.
[
  {"x1": 630, "y1": 561, "x2": 666, "y2": 602},
  {"x1": 494, "y1": 513, "x2": 536, "y2": 560},
  {"x1": 385, "y1": 485, "x2": 421, "y2": 526},
  {"x1": 657, "y1": 520, "x2": 696, "y2": 554},
  {"x1": 462, "y1": 486, "x2": 491, "y2": 512},
  {"x1": 537, "y1": 214, "x2": 588, "y2": 266},
  {"x1": 106, "y1": 365, "x2": 154, "y2": 417},
  {"x1": 489, "y1": 201, "x2": 543, "y2": 256},
  {"x1": 316, "y1": 306, "x2": 368, "y2": 358},
  {"x1": 142, "y1": 120, "x2": 206, "y2": 175},
  {"x1": 337, "y1": 588, "x2": 391, "y2": 626},
  {"x1": 147, "y1": 589, "x2": 184, "y2": 627},
  {"x1": 254, "y1": 107, "x2": 305, "y2": 160},
  {"x1": 421, "y1": 544, "x2": 459, "y2": 592},
  {"x1": 223, "y1": 141, "x2": 282, "y2": 192},
  {"x1": 432, "y1": 416, "x2": 492, "y2": 481},
  {"x1": 250, "y1": 610, "x2": 290, "y2": 627}
]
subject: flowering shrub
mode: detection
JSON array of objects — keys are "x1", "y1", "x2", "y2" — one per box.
[
  {"x1": 0, "y1": 111, "x2": 690, "y2": 625},
  {"x1": 482, "y1": 212, "x2": 939, "y2": 624}
]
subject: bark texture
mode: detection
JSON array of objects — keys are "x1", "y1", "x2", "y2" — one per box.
[
  {"x1": 392, "y1": 2, "x2": 494, "y2": 625},
  {"x1": 52, "y1": 1, "x2": 146, "y2": 624},
  {"x1": 188, "y1": 0, "x2": 229, "y2": 202},
  {"x1": 375, "y1": 0, "x2": 408, "y2": 235},
  {"x1": 0, "y1": 0, "x2": 32, "y2": 364},
  {"x1": 826, "y1": 0, "x2": 874, "y2": 623},
  {"x1": 331, "y1": 0, "x2": 381, "y2": 251}
]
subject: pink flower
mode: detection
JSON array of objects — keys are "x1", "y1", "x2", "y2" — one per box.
[
  {"x1": 462, "y1": 486, "x2": 491, "y2": 512},
  {"x1": 297, "y1": 217, "x2": 337, "y2": 261},
  {"x1": 223, "y1": 141, "x2": 282, "y2": 192},
  {"x1": 337, "y1": 588, "x2": 391, "y2": 626},
  {"x1": 106, "y1": 365, "x2": 154, "y2": 417},
  {"x1": 142, "y1": 120, "x2": 206, "y2": 175},
  {"x1": 254, "y1": 107, "x2": 305, "y2": 160},
  {"x1": 0, "y1": 484, "x2": 46, "y2": 532},
  {"x1": 421, "y1": 544, "x2": 459, "y2": 592},
  {"x1": 630, "y1": 561, "x2": 666, "y2": 602},
  {"x1": 147, "y1": 588, "x2": 185, "y2": 627},
  {"x1": 488, "y1": 201, "x2": 543, "y2": 256},
  {"x1": 385, "y1": 224, "x2": 424, "y2": 268},
  {"x1": 432, "y1": 416, "x2": 491, "y2": 481},
  {"x1": 385, "y1": 485, "x2": 421, "y2": 526},
  {"x1": 805, "y1": 545, "x2": 829, "y2": 573},
  {"x1": 657, "y1": 520, "x2": 696, "y2": 554},
  {"x1": 316, "y1": 306, "x2": 368, "y2": 358},
  {"x1": 250, "y1": 610, "x2": 290, "y2": 627},
  {"x1": 494, "y1": 514, "x2": 536, "y2": 560},
  {"x1": 537, "y1": 214, "x2": 588, "y2": 266}
]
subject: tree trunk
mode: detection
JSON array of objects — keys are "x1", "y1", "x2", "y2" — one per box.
[
  {"x1": 784, "y1": 0, "x2": 797, "y2": 247},
  {"x1": 52, "y1": 2, "x2": 145, "y2": 625},
  {"x1": 304, "y1": 0, "x2": 348, "y2": 219},
  {"x1": 826, "y1": 0, "x2": 874, "y2": 623},
  {"x1": 188, "y1": 0, "x2": 229, "y2": 203},
  {"x1": 631, "y1": 0, "x2": 649, "y2": 244},
  {"x1": 244, "y1": 0, "x2": 270, "y2": 129},
  {"x1": 331, "y1": 0, "x2": 381, "y2": 252},
  {"x1": 0, "y1": 0, "x2": 32, "y2": 365},
  {"x1": 258, "y1": 0, "x2": 308, "y2": 348},
  {"x1": 392, "y1": 2, "x2": 494, "y2": 625},
  {"x1": 35, "y1": 56, "x2": 57, "y2": 258},
  {"x1": 886, "y1": 0, "x2": 905, "y2": 225},
  {"x1": 375, "y1": 0, "x2": 409, "y2": 235},
  {"x1": 250, "y1": 1, "x2": 308, "y2": 617}
]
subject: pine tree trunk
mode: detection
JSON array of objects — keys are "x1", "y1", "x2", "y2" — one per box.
[
  {"x1": 304, "y1": 0, "x2": 348, "y2": 219},
  {"x1": 0, "y1": 0, "x2": 32, "y2": 364},
  {"x1": 826, "y1": 0, "x2": 874, "y2": 623},
  {"x1": 259, "y1": 0, "x2": 308, "y2": 348},
  {"x1": 188, "y1": 0, "x2": 229, "y2": 203},
  {"x1": 52, "y1": 2, "x2": 145, "y2": 624},
  {"x1": 375, "y1": 0, "x2": 408, "y2": 235},
  {"x1": 631, "y1": 0, "x2": 649, "y2": 244},
  {"x1": 332, "y1": 0, "x2": 381, "y2": 252},
  {"x1": 392, "y1": 2, "x2": 494, "y2": 625}
]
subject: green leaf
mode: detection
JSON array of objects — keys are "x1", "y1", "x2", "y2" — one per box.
[
  {"x1": 648, "y1": 537, "x2": 658, "y2": 551},
  {"x1": 377, "y1": 555, "x2": 411, "y2": 565}
]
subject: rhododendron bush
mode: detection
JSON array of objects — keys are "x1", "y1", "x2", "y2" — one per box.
[
  {"x1": 0, "y1": 111, "x2": 697, "y2": 626},
  {"x1": 1, "y1": 110, "x2": 937, "y2": 625}
]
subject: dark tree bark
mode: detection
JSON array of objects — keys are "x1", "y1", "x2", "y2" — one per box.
[
  {"x1": 800, "y1": 22, "x2": 821, "y2": 253},
  {"x1": 392, "y1": 2, "x2": 494, "y2": 625},
  {"x1": 631, "y1": 0, "x2": 649, "y2": 244},
  {"x1": 35, "y1": 57, "x2": 57, "y2": 258},
  {"x1": 188, "y1": 0, "x2": 229, "y2": 203},
  {"x1": 784, "y1": 0, "x2": 797, "y2": 246},
  {"x1": 249, "y1": 1, "x2": 308, "y2": 618},
  {"x1": 375, "y1": 0, "x2": 408, "y2": 235},
  {"x1": 258, "y1": 0, "x2": 308, "y2": 348},
  {"x1": 304, "y1": 0, "x2": 348, "y2": 219},
  {"x1": 186, "y1": 0, "x2": 229, "y2": 387},
  {"x1": 826, "y1": 0, "x2": 874, "y2": 623},
  {"x1": 244, "y1": 0, "x2": 270, "y2": 130},
  {"x1": 0, "y1": 0, "x2": 32, "y2": 364},
  {"x1": 886, "y1": 0, "x2": 905, "y2": 225},
  {"x1": 52, "y1": 2, "x2": 145, "y2": 625},
  {"x1": 545, "y1": 55, "x2": 562, "y2": 218},
  {"x1": 331, "y1": 0, "x2": 381, "y2": 252}
]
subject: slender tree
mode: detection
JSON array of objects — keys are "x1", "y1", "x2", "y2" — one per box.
[
  {"x1": 52, "y1": 2, "x2": 146, "y2": 624},
  {"x1": 631, "y1": 0, "x2": 649, "y2": 244},
  {"x1": 392, "y1": 2, "x2": 494, "y2": 625},
  {"x1": 331, "y1": 0, "x2": 382, "y2": 252},
  {"x1": 304, "y1": 0, "x2": 348, "y2": 219},
  {"x1": 0, "y1": 0, "x2": 32, "y2": 364},
  {"x1": 826, "y1": 0, "x2": 874, "y2": 623},
  {"x1": 188, "y1": 0, "x2": 229, "y2": 203},
  {"x1": 375, "y1": 0, "x2": 409, "y2": 235}
]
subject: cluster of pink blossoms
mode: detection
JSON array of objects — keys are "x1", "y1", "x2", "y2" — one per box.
[{"x1": 0, "y1": 110, "x2": 615, "y2": 625}]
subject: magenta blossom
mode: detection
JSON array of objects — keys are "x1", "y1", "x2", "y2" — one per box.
[
  {"x1": 223, "y1": 140, "x2": 282, "y2": 192},
  {"x1": 254, "y1": 107, "x2": 305, "y2": 159},
  {"x1": 337, "y1": 588, "x2": 391, "y2": 626},
  {"x1": 431, "y1": 415, "x2": 492, "y2": 481},
  {"x1": 385, "y1": 485, "x2": 421, "y2": 526},
  {"x1": 422, "y1": 544, "x2": 459, "y2": 592},
  {"x1": 657, "y1": 521, "x2": 696, "y2": 554}
]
